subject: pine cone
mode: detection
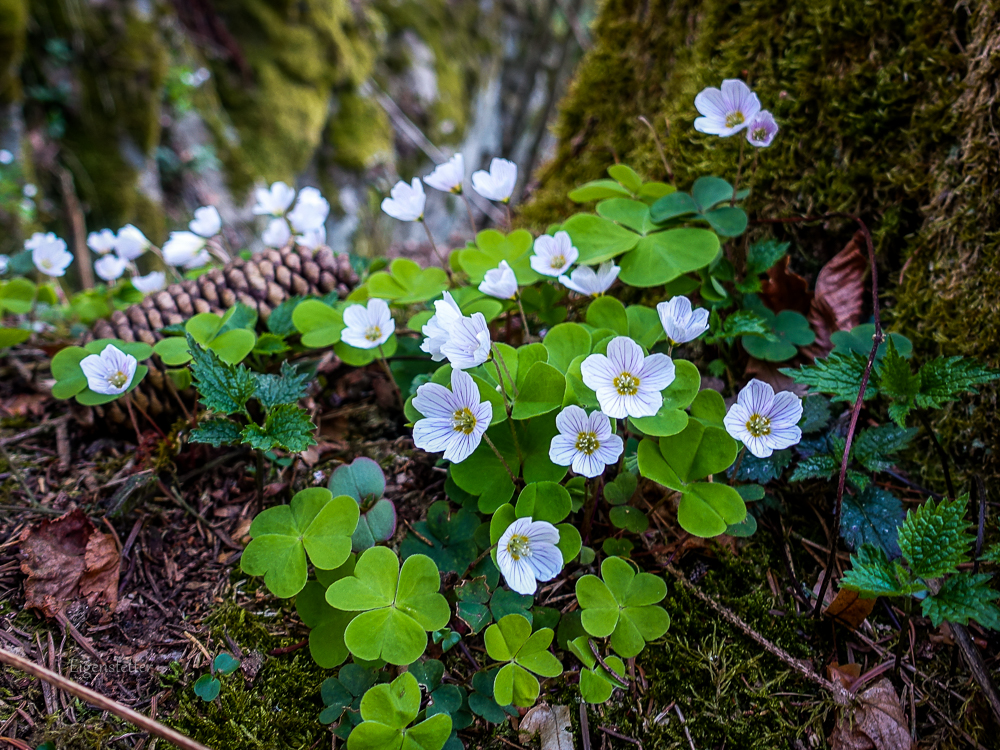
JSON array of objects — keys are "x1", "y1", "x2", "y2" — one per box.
[{"x1": 83, "y1": 245, "x2": 357, "y2": 422}]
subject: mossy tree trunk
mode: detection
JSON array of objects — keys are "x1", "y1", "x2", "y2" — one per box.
[{"x1": 523, "y1": 0, "x2": 1000, "y2": 483}]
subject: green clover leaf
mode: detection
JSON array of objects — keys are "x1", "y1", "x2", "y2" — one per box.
[
  {"x1": 568, "y1": 636, "x2": 628, "y2": 704},
  {"x1": 367, "y1": 258, "x2": 450, "y2": 304},
  {"x1": 241, "y1": 488, "x2": 359, "y2": 598},
  {"x1": 348, "y1": 672, "x2": 453, "y2": 750},
  {"x1": 295, "y1": 556, "x2": 359, "y2": 668},
  {"x1": 484, "y1": 614, "x2": 562, "y2": 707},
  {"x1": 575, "y1": 556, "x2": 670, "y2": 658},
  {"x1": 325, "y1": 547, "x2": 450, "y2": 665}
]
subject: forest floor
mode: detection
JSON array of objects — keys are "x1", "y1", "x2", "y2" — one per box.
[{"x1": 0, "y1": 351, "x2": 995, "y2": 750}]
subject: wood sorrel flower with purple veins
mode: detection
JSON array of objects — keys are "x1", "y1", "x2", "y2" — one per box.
[
  {"x1": 694, "y1": 79, "x2": 761, "y2": 137},
  {"x1": 471, "y1": 157, "x2": 517, "y2": 203},
  {"x1": 530, "y1": 231, "x2": 579, "y2": 277},
  {"x1": 440, "y1": 312, "x2": 491, "y2": 370},
  {"x1": 497, "y1": 517, "x2": 562, "y2": 595},
  {"x1": 80, "y1": 344, "x2": 138, "y2": 396},
  {"x1": 424, "y1": 154, "x2": 465, "y2": 194},
  {"x1": 420, "y1": 292, "x2": 463, "y2": 361},
  {"x1": 558, "y1": 261, "x2": 620, "y2": 296},
  {"x1": 131, "y1": 271, "x2": 166, "y2": 293},
  {"x1": 746, "y1": 110, "x2": 779, "y2": 147},
  {"x1": 723, "y1": 378, "x2": 803, "y2": 458},
  {"x1": 549, "y1": 406, "x2": 624, "y2": 478},
  {"x1": 657, "y1": 296, "x2": 710, "y2": 345},
  {"x1": 163, "y1": 231, "x2": 209, "y2": 268},
  {"x1": 412, "y1": 368, "x2": 492, "y2": 464},
  {"x1": 581, "y1": 336, "x2": 675, "y2": 419},
  {"x1": 478, "y1": 260, "x2": 519, "y2": 300},
  {"x1": 341, "y1": 298, "x2": 394, "y2": 350}
]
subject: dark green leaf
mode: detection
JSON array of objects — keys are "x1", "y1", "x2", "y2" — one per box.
[
  {"x1": 241, "y1": 404, "x2": 317, "y2": 452},
  {"x1": 923, "y1": 573, "x2": 1000, "y2": 629},
  {"x1": 899, "y1": 497, "x2": 972, "y2": 580},
  {"x1": 782, "y1": 350, "x2": 876, "y2": 403},
  {"x1": 189, "y1": 417, "x2": 242, "y2": 447},
  {"x1": 252, "y1": 360, "x2": 311, "y2": 409},
  {"x1": 841, "y1": 486, "x2": 904, "y2": 558},
  {"x1": 188, "y1": 335, "x2": 255, "y2": 415},
  {"x1": 841, "y1": 545, "x2": 909, "y2": 598},
  {"x1": 916, "y1": 356, "x2": 1000, "y2": 409}
]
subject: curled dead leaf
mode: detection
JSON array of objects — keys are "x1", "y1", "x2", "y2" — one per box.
[
  {"x1": 19, "y1": 509, "x2": 120, "y2": 619},
  {"x1": 759, "y1": 256, "x2": 812, "y2": 315},
  {"x1": 829, "y1": 677, "x2": 913, "y2": 750},
  {"x1": 805, "y1": 230, "x2": 869, "y2": 359},
  {"x1": 824, "y1": 588, "x2": 876, "y2": 631}
]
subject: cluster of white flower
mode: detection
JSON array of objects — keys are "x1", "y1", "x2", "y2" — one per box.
[
  {"x1": 694, "y1": 79, "x2": 778, "y2": 147},
  {"x1": 254, "y1": 183, "x2": 331, "y2": 250},
  {"x1": 26, "y1": 227, "x2": 165, "y2": 292},
  {"x1": 162, "y1": 205, "x2": 222, "y2": 269}
]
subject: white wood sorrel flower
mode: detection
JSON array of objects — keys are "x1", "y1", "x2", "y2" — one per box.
[
  {"x1": 381, "y1": 178, "x2": 426, "y2": 222},
  {"x1": 80, "y1": 344, "x2": 137, "y2": 396},
  {"x1": 471, "y1": 157, "x2": 517, "y2": 203},
  {"x1": 131, "y1": 271, "x2": 166, "y2": 293},
  {"x1": 262, "y1": 217, "x2": 292, "y2": 248},
  {"x1": 581, "y1": 336, "x2": 675, "y2": 419},
  {"x1": 412, "y1": 368, "x2": 492, "y2": 464},
  {"x1": 287, "y1": 187, "x2": 330, "y2": 233},
  {"x1": 558, "y1": 261, "x2": 619, "y2": 296},
  {"x1": 423, "y1": 154, "x2": 465, "y2": 194},
  {"x1": 657, "y1": 296, "x2": 710, "y2": 345},
  {"x1": 530, "y1": 231, "x2": 578, "y2": 277},
  {"x1": 189, "y1": 206, "x2": 222, "y2": 238},
  {"x1": 694, "y1": 79, "x2": 761, "y2": 137},
  {"x1": 341, "y1": 298, "x2": 394, "y2": 349},
  {"x1": 746, "y1": 110, "x2": 779, "y2": 148},
  {"x1": 549, "y1": 406, "x2": 624, "y2": 478},
  {"x1": 440, "y1": 312, "x2": 491, "y2": 370},
  {"x1": 94, "y1": 254, "x2": 127, "y2": 282},
  {"x1": 114, "y1": 224, "x2": 150, "y2": 260},
  {"x1": 420, "y1": 292, "x2": 463, "y2": 361},
  {"x1": 27, "y1": 232, "x2": 73, "y2": 277},
  {"x1": 723, "y1": 378, "x2": 803, "y2": 459},
  {"x1": 87, "y1": 229, "x2": 117, "y2": 255},
  {"x1": 253, "y1": 181, "x2": 297, "y2": 216},
  {"x1": 497, "y1": 517, "x2": 562, "y2": 595},
  {"x1": 163, "y1": 231, "x2": 209, "y2": 268},
  {"x1": 478, "y1": 260, "x2": 518, "y2": 300}
]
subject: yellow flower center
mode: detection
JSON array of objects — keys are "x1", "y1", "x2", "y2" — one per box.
[
  {"x1": 452, "y1": 407, "x2": 478, "y2": 435},
  {"x1": 364, "y1": 325, "x2": 382, "y2": 342},
  {"x1": 725, "y1": 111, "x2": 745, "y2": 128},
  {"x1": 574, "y1": 431, "x2": 600, "y2": 455},
  {"x1": 613, "y1": 372, "x2": 639, "y2": 396},
  {"x1": 41, "y1": 259, "x2": 52, "y2": 269},
  {"x1": 550, "y1": 254, "x2": 566, "y2": 270},
  {"x1": 108, "y1": 370, "x2": 129, "y2": 389},
  {"x1": 752, "y1": 127, "x2": 768, "y2": 141},
  {"x1": 506, "y1": 534, "x2": 531, "y2": 561},
  {"x1": 745, "y1": 413, "x2": 771, "y2": 438}
]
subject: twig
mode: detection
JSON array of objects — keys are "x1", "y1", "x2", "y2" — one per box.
[
  {"x1": 377, "y1": 344, "x2": 405, "y2": 410},
  {"x1": 0, "y1": 647, "x2": 212, "y2": 750},
  {"x1": 0, "y1": 415, "x2": 70, "y2": 447},
  {"x1": 55, "y1": 165, "x2": 94, "y2": 290},
  {"x1": 674, "y1": 704, "x2": 696, "y2": 750},
  {"x1": 973, "y1": 474, "x2": 986, "y2": 574},
  {"x1": 917, "y1": 410, "x2": 955, "y2": 500},
  {"x1": 598, "y1": 726, "x2": 642, "y2": 749},
  {"x1": 580, "y1": 702, "x2": 591, "y2": 750},
  {"x1": 588, "y1": 639, "x2": 630, "y2": 687},
  {"x1": 951, "y1": 622, "x2": 1000, "y2": 727},
  {"x1": 638, "y1": 116, "x2": 672, "y2": 180},
  {"x1": 420, "y1": 220, "x2": 454, "y2": 281}
]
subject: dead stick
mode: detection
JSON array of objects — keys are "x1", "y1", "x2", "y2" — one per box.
[
  {"x1": 588, "y1": 639, "x2": 630, "y2": 688},
  {"x1": 0, "y1": 647, "x2": 212, "y2": 750}
]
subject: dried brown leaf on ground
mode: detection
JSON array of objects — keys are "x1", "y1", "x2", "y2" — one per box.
[
  {"x1": 805, "y1": 230, "x2": 869, "y2": 359},
  {"x1": 758, "y1": 255, "x2": 812, "y2": 315},
  {"x1": 19, "y1": 509, "x2": 120, "y2": 618},
  {"x1": 519, "y1": 704, "x2": 574, "y2": 750},
  {"x1": 824, "y1": 588, "x2": 876, "y2": 630},
  {"x1": 829, "y1": 677, "x2": 913, "y2": 750}
]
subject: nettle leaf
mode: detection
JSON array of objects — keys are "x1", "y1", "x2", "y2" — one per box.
[
  {"x1": 744, "y1": 239, "x2": 788, "y2": 278},
  {"x1": 189, "y1": 417, "x2": 242, "y2": 447},
  {"x1": 876, "y1": 339, "x2": 920, "y2": 425},
  {"x1": 240, "y1": 404, "x2": 317, "y2": 453},
  {"x1": 575, "y1": 556, "x2": 669, "y2": 658},
  {"x1": 457, "y1": 229, "x2": 540, "y2": 284},
  {"x1": 923, "y1": 573, "x2": 1000, "y2": 630},
  {"x1": 367, "y1": 258, "x2": 449, "y2": 304},
  {"x1": 704, "y1": 308, "x2": 774, "y2": 345},
  {"x1": 618, "y1": 228, "x2": 721, "y2": 287},
  {"x1": 188, "y1": 336, "x2": 255, "y2": 415},
  {"x1": 841, "y1": 545, "x2": 913, "y2": 598},
  {"x1": 782, "y1": 350, "x2": 876, "y2": 403},
  {"x1": 325, "y1": 547, "x2": 450, "y2": 665},
  {"x1": 252, "y1": 360, "x2": 311, "y2": 408},
  {"x1": 484, "y1": 614, "x2": 562, "y2": 707},
  {"x1": 561, "y1": 214, "x2": 640, "y2": 264},
  {"x1": 800, "y1": 395, "x2": 832, "y2": 434},
  {"x1": 293, "y1": 299, "x2": 345, "y2": 348},
  {"x1": 735, "y1": 449, "x2": 793, "y2": 484},
  {"x1": 400, "y1": 501, "x2": 479, "y2": 574},
  {"x1": 568, "y1": 636, "x2": 628, "y2": 704},
  {"x1": 830, "y1": 324, "x2": 912, "y2": 360},
  {"x1": 349, "y1": 672, "x2": 453, "y2": 750},
  {"x1": 852, "y1": 424, "x2": 917, "y2": 473},
  {"x1": 241, "y1": 488, "x2": 359, "y2": 598},
  {"x1": 915, "y1": 356, "x2": 1000, "y2": 409},
  {"x1": 841, "y1": 486, "x2": 904, "y2": 558},
  {"x1": 295, "y1": 557, "x2": 358, "y2": 668},
  {"x1": 899, "y1": 497, "x2": 973, "y2": 580}
]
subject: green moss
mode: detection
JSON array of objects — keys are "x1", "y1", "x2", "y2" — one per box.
[
  {"x1": 0, "y1": 0, "x2": 27, "y2": 103},
  {"x1": 327, "y1": 89, "x2": 393, "y2": 171},
  {"x1": 524, "y1": 0, "x2": 999, "y2": 484}
]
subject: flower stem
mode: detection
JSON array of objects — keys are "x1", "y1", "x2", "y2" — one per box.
[
  {"x1": 490, "y1": 348, "x2": 524, "y2": 466},
  {"x1": 491, "y1": 343, "x2": 519, "y2": 398},
  {"x1": 123, "y1": 394, "x2": 144, "y2": 448},
  {"x1": 421, "y1": 219, "x2": 454, "y2": 282},
  {"x1": 255, "y1": 449, "x2": 265, "y2": 515},
  {"x1": 377, "y1": 344, "x2": 405, "y2": 410},
  {"x1": 504, "y1": 202, "x2": 513, "y2": 230},
  {"x1": 515, "y1": 293, "x2": 531, "y2": 339},
  {"x1": 460, "y1": 191, "x2": 478, "y2": 238},
  {"x1": 729, "y1": 446, "x2": 746, "y2": 486},
  {"x1": 731, "y1": 138, "x2": 745, "y2": 206},
  {"x1": 482, "y1": 433, "x2": 518, "y2": 487}
]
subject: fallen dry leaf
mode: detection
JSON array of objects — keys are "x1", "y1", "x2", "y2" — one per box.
[
  {"x1": 805, "y1": 230, "x2": 869, "y2": 359},
  {"x1": 827, "y1": 662, "x2": 863, "y2": 690},
  {"x1": 519, "y1": 704, "x2": 573, "y2": 750},
  {"x1": 20, "y1": 509, "x2": 120, "y2": 618},
  {"x1": 759, "y1": 255, "x2": 812, "y2": 315},
  {"x1": 829, "y1": 677, "x2": 913, "y2": 750},
  {"x1": 824, "y1": 588, "x2": 876, "y2": 630}
]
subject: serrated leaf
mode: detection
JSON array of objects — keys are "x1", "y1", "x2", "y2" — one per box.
[
  {"x1": 188, "y1": 336, "x2": 255, "y2": 415},
  {"x1": 915, "y1": 356, "x2": 1000, "y2": 409},
  {"x1": 841, "y1": 545, "x2": 910, "y2": 598},
  {"x1": 922, "y1": 573, "x2": 1000, "y2": 629},
  {"x1": 189, "y1": 417, "x2": 242, "y2": 447},
  {"x1": 841, "y1": 486, "x2": 903, "y2": 558},
  {"x1": 782, "y1": 350, "x2": 876, "y2": 403},
  {"x1": 899, "y1": 497, "x2": 973, "y2": 580},
  {"x1": 240, "y1": 404, "x2": 317, "y2": 452},
  {"x1": 852, "y1": 425, "x2": 917, "y2": 473},
  {"x1": 876, "y1": 339, "x2": 920, "y2": 426},
  {"x1": 252, "y1": 360, "x2": 311, "y2": 408}
]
